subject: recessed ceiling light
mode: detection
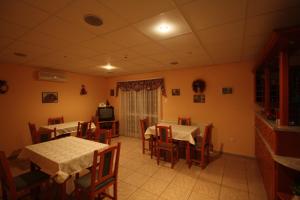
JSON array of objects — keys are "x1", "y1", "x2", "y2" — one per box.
[
  {"x1": 14, "y1": 52, "x2": 27, "y2": 57},
  {"x1": 156, "y1": 23, "x2": 172, "y2": 34},
  {"x1": 100, "y1": 63, "x2": 117, "y2": 70},
  {"x1": 84, "y1": 14, "x2": 103, "y2": 27}
]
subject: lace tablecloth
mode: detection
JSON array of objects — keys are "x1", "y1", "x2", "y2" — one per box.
[
  {"x1": 144, "y1": 123, "x2": 200, "y2": 145},
  {"x1": 42, "y1": 121, "x2": 95, "y2": 137},
  {"x1": 19, "y1": 136, "x2": 108, "y2": 183}
]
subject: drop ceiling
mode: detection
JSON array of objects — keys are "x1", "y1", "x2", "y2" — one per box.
[{"x1": 0, "y1": 0, "x2": 300, "y2": 77}]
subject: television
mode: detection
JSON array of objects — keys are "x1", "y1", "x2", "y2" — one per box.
[{"x1": 98, "y1": 106, "x2": 115, "y2": 121}]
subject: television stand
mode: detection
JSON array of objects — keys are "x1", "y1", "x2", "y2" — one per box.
[{"x1": 99, "y1": 120, "x2": 119, "y2": 137}]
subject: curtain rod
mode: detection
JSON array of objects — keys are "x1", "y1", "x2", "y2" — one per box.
[{"x1": 116, "y1": 77, "x2": 164, "y2": 83}]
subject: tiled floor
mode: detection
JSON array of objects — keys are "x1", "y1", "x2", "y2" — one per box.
[{"x1": 6, "y1": 136, "x2": 267, "y2": 200}]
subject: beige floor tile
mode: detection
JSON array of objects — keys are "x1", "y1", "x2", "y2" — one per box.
[
  {"x1": 118, "y1": 181, "x2": 138, "y2": 200},
  {"x1": 123, "y1": 172, "x2": 151, "y2": 187},
  {"x1": 121, "y1": 159, "x2": 145, "y2": 171},
  {"x1": 128, "y1": 188, "x2": 159, "y2": 200},
  {"x1": 222, "y1": 176, "x2": 248, "y2": 192},
  {"x1": 171, "y1": 174, "x2": 197, "y2": 188},
  {"x1": 249, "y1": 193, "x2": 268, "y2": 200},
  {"x1": 119, "y1": 166, "x2": 136, "y2": 181},
  {"x1": 192, "y1": 179, "x2": 221, "y2": 199},
  {"x1": 219, "y1": 186, "x2": 249, "y2": 200},
  {"x1": 188, "y1": 192, "x2": 218, "y2": 200},
  {"x1": 136, "y1": 163, "x2": 160, "y2": 176},
  {"x1": 160, "y1": 181, "x2": 193, "y2": 200},
  {"x1": 151, "y1": 167, "x2": 177, "y2": 183},
  {"x1": 140, "y1": 177, "x2": 170, "y2": 195}
]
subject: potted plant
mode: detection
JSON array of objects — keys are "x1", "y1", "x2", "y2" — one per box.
[{"x1": 292, "y1": 179, "x2": 300, "y2": 200}]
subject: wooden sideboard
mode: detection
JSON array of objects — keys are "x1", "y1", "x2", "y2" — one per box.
[
  {"x1": 255, "y1": 114, "x2": 300, "y2": 200},
  {"x1": 99, "y1": 120, "x2": 119, "y2": 137}
]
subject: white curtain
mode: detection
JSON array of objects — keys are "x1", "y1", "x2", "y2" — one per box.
[{"x1": 120, "y1": 88, "x2": 161, "y2": 138}]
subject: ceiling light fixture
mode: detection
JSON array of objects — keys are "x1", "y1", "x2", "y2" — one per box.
[
  {"x1": 84, "y1": 14, "x2": 103, "y2": 27},
  {"x1": 100, "y1": 63, "x2": 116, "y2": 70},
  {"x1": 156, "y1": 23, "x2": 172, "y2": 34}
]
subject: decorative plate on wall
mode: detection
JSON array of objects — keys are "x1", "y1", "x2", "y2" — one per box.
[
  {"x1": 0, "y1": 80, "x2": 9, "y2": 94},
  {"x1": 192, "y1": 79, "x2": 206, "y2": 93}
]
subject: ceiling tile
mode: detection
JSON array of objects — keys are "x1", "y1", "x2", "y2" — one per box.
[
  {"x1": 147, "y1": 51, "x2": 186, "y2": 65},
  {"x1": 181, "y1": 0, "x2": 247, "y2": 30},
  {"x1": 79, "y1": 36, "x2": 123, "y2": 54},
  {"x1": 34, "y1": 17, "x2": 96, "y2": 43},
  {"x1": 134, "y1": 9, "x2": 192, "y2": 40},
  {"x1": 247, "y1": 0, "x2": 300, "y2": 17},
  {"x1": 56, "y1": 0, "x2": 128, "y2": 35},
  {"x1": 98, "y1": 0, "x2": 175, "y2": 23},
  {"x1": 7, "y1": 41, "x2": 53, "y2": 58},
  {"x1": 242, "y1": 46, "x2": 260, "y2": 61},
  {"x1": 0, "y1": 19, "x2": 29, "y2": 39},
  {"x1": 0, "y1": 0, "x2": 49, "y2": 28},
  {"x1": 0, "y1": 37, "x2": 15, "y2": 49},
  {"x1": 103, "y1": 27, "x2": 150, "y2": 47},
  {"x1": 19, "y1": 30, "x2": 73, "y2": 50},
  {"x1": 158, "y1": 33, "x2": 205, "y2": 53},
  {"x1": 173, "y1": 50, "x2": 212, "y2": 66},
  {"x1": 243, "y1": 34, "x2": 269, "y2": 50},
  {"x1": 0, "y1": 49, "x2": 32, "y2": 64},
  {"x1": 173, "y1": 0, "x2": 195, "y2": 5},
  {"x1": 105, "y1": 49, "x2": 141, "y2": 62},
  {"x1": 130, "y1": 42, "x2": 167, "y2": 56},
  {"x1": 22, "y1": 0, "x2": 73, "y2": 14},
  {"x1": 245, "y1": 6, "x2": 300, "y2": 37},
  {"x1": 212, "y1": 55, "x2": 241, "y2": 65},
  {"x1": 59, "y1": 45, "x2": 99, "y2": 58},
  {"x1": 130, "y1": 57, "x2": 162, "y2": 66},
  {"x1": 196, "y1": 21, "x2": 244, "y2": 45}
]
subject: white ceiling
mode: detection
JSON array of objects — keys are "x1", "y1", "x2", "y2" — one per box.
[{"x1": 0, "y1": 0, "x2": 300, "y2": 77}]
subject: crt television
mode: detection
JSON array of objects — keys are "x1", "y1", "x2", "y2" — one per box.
[{"x1": 98, "y1": 106, "x2": 115, "y2": 121}]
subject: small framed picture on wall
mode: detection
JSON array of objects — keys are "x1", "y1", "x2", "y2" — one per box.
[
  {"x1": 110, "y1": 89, "x2": 114, "y2": 96},
  {"x1": 222, "y1": 87, "x2": 233, "y2": 94},
  {"x1": 193, "y1": 94, "x2": 205, "y2": 103},
  {"x1": 171, "y1": 89, "x2": 180, "y2": 96},
  {"x1": 42, "y1": 92, "x2": 58, "y2": 103}
]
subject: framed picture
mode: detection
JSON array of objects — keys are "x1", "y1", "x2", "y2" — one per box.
[
  {"x1": 42, "y1": 92, "x2": 58, "y2": 103},
  {"x1": 193, "y1": 94, "x2": 205, "y2": 103},
  {"x1": 222, "y1": 87, "x2": 233, "y2": 94},
  {"x1": 110, "y1": 89, "x2": 114, "y2": 96},
  {"x1": 172, "y1": 89, "x2": 180, "y2": 96}
]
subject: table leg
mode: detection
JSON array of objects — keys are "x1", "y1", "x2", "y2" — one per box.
[{"x1": 186, "y1": 142, "x2": 191, "y2": 166}]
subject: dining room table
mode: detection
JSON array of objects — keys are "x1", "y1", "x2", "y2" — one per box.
[
  {"x1": 18, "y1": 136, "x2": 108, "y2": 200},
  {"x1": 42, "y1": 121, "x2": 96, "y2": 137}
]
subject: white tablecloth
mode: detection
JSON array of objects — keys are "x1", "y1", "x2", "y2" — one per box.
[
  {"x1": 42, "y1": 121, "x2": 95, "y2": 137},
  {"x1": 19, "y1": 136, "x2": 108, "y2": 183},
  {"x1": 144, "y1": 123, "x2": 200, "y2": 145}
]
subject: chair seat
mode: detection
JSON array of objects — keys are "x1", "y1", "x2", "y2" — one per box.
[
  {"x1": 158, "y1": 143, "x2": 177, "y2": 149},
  {"x1": 14, "y1": 170, "x2": 50, "y2": 191},
  {"x1": 75, "y1": 172, "x2": 115, "y2": 190}
]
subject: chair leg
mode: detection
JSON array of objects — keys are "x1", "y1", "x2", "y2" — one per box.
[
  {"x1": 2, "y1": 189, "x2": 8, "y2": 200},
  {"x1": 113, "y1": 181, "x2": 117, "y2": 200},
  {"x1": 75, "y1": 187, "x2": 81, "y2": 200},
  {"x1": 171, "y1": 150, "x2": 174, "y2": 169},
  {"x1": 157, "y1": 148, "x2": 160, "y2": 166},
  {"x1": 142, "y1": 139, "x2": 145, "y2": 154}
]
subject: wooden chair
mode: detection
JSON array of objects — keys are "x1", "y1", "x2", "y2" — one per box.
[
  {"x1": 28, "y1": 122, "x2": 56, "y2": 144},
  {"x1": 188, "y1": 124, "x2": 212, "y2": 169},
  {"x1": 48, "y1": 116, "x2": 64, "y2": 125},
  {"x1": 155, "y1": 125, "x2": 178, "y2": 168},
  {"x1": 76, "y1": 121, "x2": 92, "y2": 139},
  {"x1": 178, "y1": 117, "x2": 191, "y2": 126},
  {"x1": 74, "y1": 143, "x2": 121, "y2": 200},
  {"x1": 140, "y1": 118, "x2": 155, "y2": 158},
  {"x1": 94, "y1": 126, "x2": 112, "y2": 145},
  {"x1": 0, "y1": 151, "x2": 50, "y2": 200}
]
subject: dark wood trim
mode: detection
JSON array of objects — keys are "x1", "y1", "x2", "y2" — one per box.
[
  {"x1": 279, "y1": 51, "x2": 289, "y2": 125},
  {"x1": 264, "y1": 67, "x2": 271, "y2": 112}
]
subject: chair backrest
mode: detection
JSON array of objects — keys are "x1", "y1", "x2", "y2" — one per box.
[
  {"x1": 0, "y1": 151, "x2": 17, "y2": 199},
  {"x1": 155, "y1": 125, "x2": 173, "y2": 144},
  {"x1": 37, "y1": 127, "x2": 56, "y2": 143},
  {"x1": 28, "y1": 122, "x2": 38, "y2": 144},
  {"x1": 201, "y1": 124, "x2": 213, "y2": 152},
  {"x1": 94, "y1": 126, "x2": 112, "y2": 145},
  {"x1": 76, "y1": 121, "x2": 92, "y2": 138},
  {"x1": 48, "y1": 116, "x2": 64, "y2": 125},
  {"x1": 90, "y1": 143, "x2": 121, "y2": 192},
  {"x1": 140, "y1": 118, "x2": 149, "y2": 140},
  {"x1": 178, "y1": 117, "x2": 191, "y2": 126}
]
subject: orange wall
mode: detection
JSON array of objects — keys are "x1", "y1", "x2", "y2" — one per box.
[
  {"x1": 107, "y1": 61, "x2": 255, "y2": 157},
  {"x1": 0, "y1": 64, "x2": 108, "y2": 155}
]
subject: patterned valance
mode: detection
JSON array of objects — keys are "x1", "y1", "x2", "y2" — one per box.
[{"x1": 116, "y1": 78, "x2": 166, "y2": 97}]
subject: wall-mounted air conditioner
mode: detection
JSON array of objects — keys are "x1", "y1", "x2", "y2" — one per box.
[{"x1": 37, "y1": 70, "x2": 67, "y2": 82}]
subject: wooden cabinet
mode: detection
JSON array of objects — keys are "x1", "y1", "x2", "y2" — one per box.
[{"x1": 99, "y1": 120, "x2": 119, "y2": 137}]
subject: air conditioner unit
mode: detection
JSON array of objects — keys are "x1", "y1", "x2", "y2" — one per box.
[{"x1": 38, "y1": 70, "x2": 67, "y2": 82}]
